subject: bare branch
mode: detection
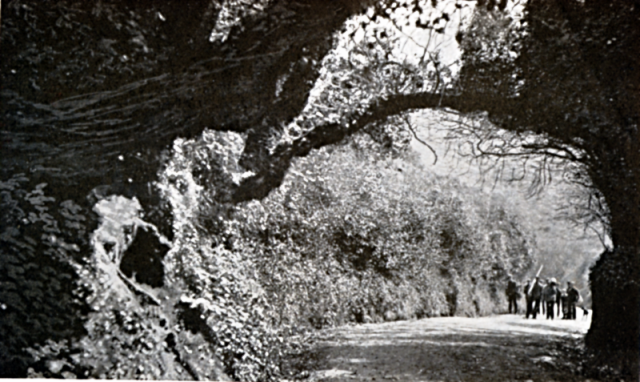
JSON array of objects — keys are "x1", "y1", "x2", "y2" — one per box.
[{"x1": 401, "y1": 114, "x2": 438, "y2": 164}]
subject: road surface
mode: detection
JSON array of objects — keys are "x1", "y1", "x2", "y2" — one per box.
[{"x1": 306, "y1": 313, "x2": 592, "y2": 382}]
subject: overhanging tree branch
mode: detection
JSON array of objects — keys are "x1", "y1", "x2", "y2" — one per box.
[{"x1": 232, "y1": 91, "x2": 516, "y2": 202}]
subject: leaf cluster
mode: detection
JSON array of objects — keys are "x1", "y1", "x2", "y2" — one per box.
[{"x1": 0, "y1": 176, "x2": 90, "y2": 377}]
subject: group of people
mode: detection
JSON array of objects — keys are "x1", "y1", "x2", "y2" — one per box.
[{"x1": 506, "y1": 276, "x2": 582, "y2": 320}]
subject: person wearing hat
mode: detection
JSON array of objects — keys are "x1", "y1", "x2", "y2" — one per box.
[
  {"x1": 566, "y1": 281, "x2": 581, "y2": 320},
  {"x1": 542, "y1": 278, "x2": 559, "y2": 319}
]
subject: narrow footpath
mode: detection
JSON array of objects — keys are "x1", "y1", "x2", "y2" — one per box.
[{"x1": 306, "y1": 313, "x2": 592, "y2": 382}]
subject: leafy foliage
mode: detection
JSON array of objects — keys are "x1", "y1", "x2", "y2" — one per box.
[
  {"x1": 170, "y1": 130, "x2": 534, "y2": 329},
  {"x1": 0, "y1": 176, "x2": 90, "y2": 377},
  {"x1": 19, "y1": 124, "x2": 531, "y2": 380},
  {"x1": 155, "y1": 133, "x2": 306, "y2": 381},
  {"x1": 15, "y1": 193, "x2": 230, "y2": 380}
]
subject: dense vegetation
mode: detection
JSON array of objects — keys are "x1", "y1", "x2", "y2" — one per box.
[
  {"x1": 1, "y1": 129, "x2": 535, "y2": 380},
  {"x1": 153, "y1": 130, "x2": 534, "y2": 379},
  {"x1": 191, "y1": 131, "x2": 534, "y2": 320}
]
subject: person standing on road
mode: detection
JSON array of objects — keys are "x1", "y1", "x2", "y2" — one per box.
[
  {"x1": 524, "y1": 279, "x2": 533, "y2": 318},
  {"x1": 506, "y1": 276, "x2": 519, "y2": 314},
  {"x1": 542, "y1": 278, "x2": 559, "y2": 319},
  {"x1": 559, "y1": 288, "x2": 569, "y2": 319},
  {"x1": 566, "y1": 281, "x2": 581, "y2": 320},
  {"x1": 530, "y1": 277, "x2": 543, "y2": 319},
  {"x1": 556, "y1": 283, "x2": 562, "y2": 317},
  {"x1": 541, "y1": 278, "x2": 548, "y2": 316}
]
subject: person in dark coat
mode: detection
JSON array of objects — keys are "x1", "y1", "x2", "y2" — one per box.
[
  {"x1": 560, "y1": 289, "x2": 569, "y2": 319},
  {"x1": 542, "y1": 278, "x2": 559, "y2": 319},
  {"x1": 530, "y1": 277, "x2": 543, "y2": 319},
  {"x1": 524, "y1": 279, "x2": 533, "y2": 318},
  {"x1": 506, "y1": 276, "x2": 519, "y2": 314},
  {"x1": 556, "y1": 283, "x2": 562, "y2": 317},
  {"x1": 566, "y1": 281, "x2": 581, "y2": 320},
  {"x1": 538, "y1": 279, "x2": 549, "y2": 316}
]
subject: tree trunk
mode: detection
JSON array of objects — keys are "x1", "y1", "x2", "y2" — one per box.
[
  {"x1": 585, "y1": 142, "x2": 640, "y2": 377},
  {"x1": 587, "y1": 247, "x2": 639, "y2": 374}
]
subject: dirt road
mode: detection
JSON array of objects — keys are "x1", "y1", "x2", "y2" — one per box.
[{"x1": 306, "y1": 314, "x2": 592, "y2": 382}]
